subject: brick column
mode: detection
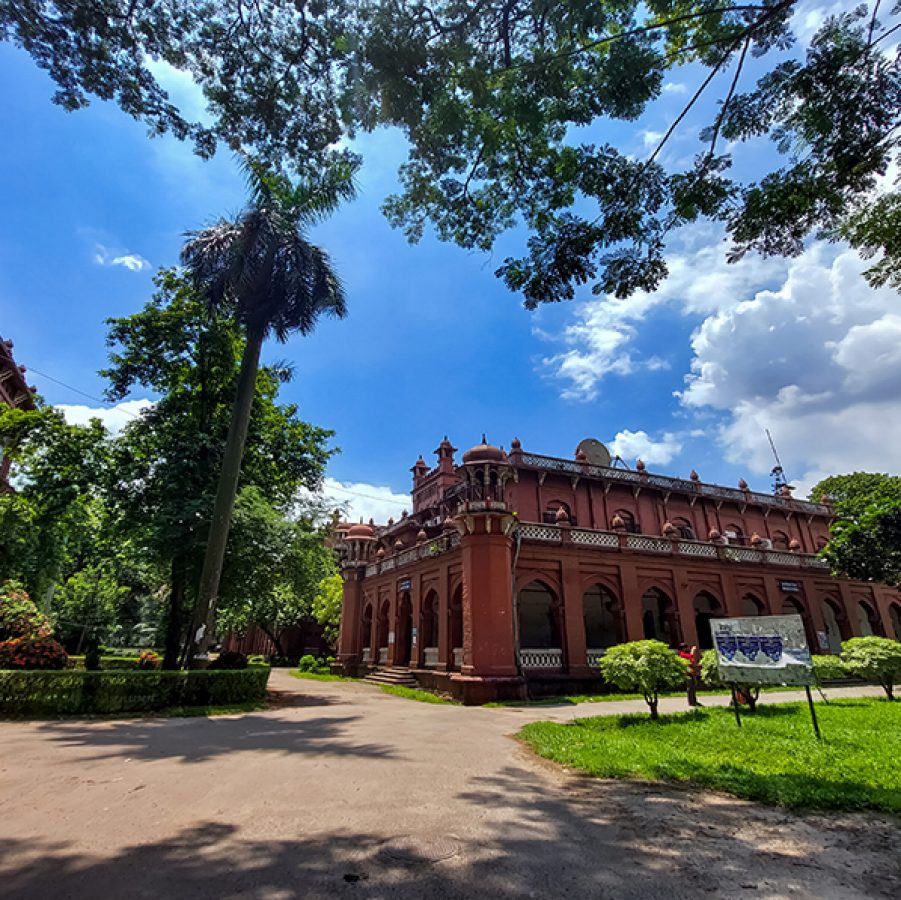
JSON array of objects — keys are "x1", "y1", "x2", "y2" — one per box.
[
  {"x1": 336, "y1": 566, "x2": 364, "y2": 669},
  {"x1": 561, "y1": 560, "x2": 589, "y2": 675},
  {"x1": 619, "y1": 562, "x2": 645, "y2": 641}
]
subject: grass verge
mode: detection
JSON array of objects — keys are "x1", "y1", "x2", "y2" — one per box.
[
  {"x1": 1, "y1": 701, "x2": 267, "y2": 721},
  {"x1": 379, "y1": 684, "x2": 457, "y2": 704},
  {"x1": 518, "y1": 698, "x2": 901, "y2": 813},
  {"x1": 289, "y1": 671, "x2": 358, "y2": 683},
  {"x1": 486, "y1": 685, "x2": 800, "y2": 708}
]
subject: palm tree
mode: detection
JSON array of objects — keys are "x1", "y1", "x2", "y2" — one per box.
[{"x1": 181, "y1": 158, "x2": 356, "y2": 664}]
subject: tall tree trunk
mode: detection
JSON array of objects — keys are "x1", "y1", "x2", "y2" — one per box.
[
  {"x1": 163, "y1": 555, "x2": 186, "y2": 670},
  {"x1": 188, "y1": 325, "x2": 265, "y2": 666}
]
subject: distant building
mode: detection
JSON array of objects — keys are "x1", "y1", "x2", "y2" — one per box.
[
  {"x1": 0, "y1": 337, "x2": 37, "y2": 491},
  {"x1": 335, "y1": 436, "x2": 901, "y2": 704}
]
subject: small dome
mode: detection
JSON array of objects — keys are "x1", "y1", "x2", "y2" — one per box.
[
  {"x1": 442, "y1": 516, "x2": 455, "y2": 530},
  {"x1": 690, "y1": 469, "x2": 700, "y2": 482},
  {"x1": 750, "y1": 532, "x2": 763, "y2": 546},
  {"x1": 636, "y1": 459, "x2": 646, "y2": 472},
  {"x1": 662, "y1": 520, "x2": 677, "y2": 537},
  {"x1": 789, "y1": 537, "x2": 802, "y2": 551},
  {"x1": 416, "y1": 529, "x2": 427, "y2": 542},
  {"x1": 708, "y1": 527, "x2": 721, "y2": 541},
  {"x1": 554, "y1": 506, "x2": 569, "y2": 523},
  {"x1": 376, "y1": 547, "x2": 386, "y2": 559},
  {"x1": 611, "y1": 514, "x2": 626, "y2": 530},
  {"x1": 347, "y1": 521, "x2": 375, "y2": 539},
  {"x1": 511, "y1": 436, "x2": 522, "y2": 450},
  {"x1": 575, "y1": 449, "x2": 588, "y2": 462},
  {"x1": 462, "y1": 434, "x2": 507, "y2": 464},
  {"x1": 738, "y1": 478, "x2": 749, "y2": 490},
  {"x1": 393, "y1": 538, "x2": 404, "y2": 551}
]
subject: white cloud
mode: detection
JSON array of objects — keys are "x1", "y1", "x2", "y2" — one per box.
[
  {"x1": 56, "y1": 399, "x2": 154, "y2": 435},
  {"x1": 640, "y1": 129, "x2": 664, "y2": 150},
  {"x1": 608, "y1": 429, "x2": 683, "y2": 466},
  {"x1": 93, "y1": 244, "x2": 150, "y2": 272},
  {"x1": 662, "y1": 81, "x2": 687, "y2": 95},
  {"x1": 318, "y1": 477, "x2": 410, "y2": 525}
]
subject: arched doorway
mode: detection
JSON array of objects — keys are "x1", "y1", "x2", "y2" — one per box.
[
  {"x1": 583, "y1": 585, "x2": 623, "y2": 650},
  {"x1": 449, "y1": 586, "x2": 463, "y2": 670},
  {"x1": 518, "y1": 580, "x2": 563, "y2": 669},
  {"x1": 821, "y1": 597, "x2": 849, "y2": 654},
  {"x1": 740, "y1": 593, "x2": 765, "y2": 617},
  {"x1": 857, "y1": 600, "x2": 883, "y2": 637},
  {"x1": 782, "y1": 596, "x2": 815, "y2": 650},
  {"x1": 641, "y1": 588, "x2": 679, "y2": 647},
  {"x1": 420, "y1": 590, "x2": 440, "y2": 666},
  {"x1": 395, "y1": 592, "x2": 413, "y2": 666},
  {"x1": 890, "y1": 602, "x2": 901, "y2": 641},
  {"x1": 693, "y1": 592, "x2": 723, "y2": 650},
  {"x1": 376, "y1": 601, "x2": 390, "y2": 664}
]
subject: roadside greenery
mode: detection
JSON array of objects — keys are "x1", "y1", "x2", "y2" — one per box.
[
  {"x1": 379, "y1": 684, "x2": 457, "y2": 705},
  {"x1": 599, "y1": 640, "x2": 688, "y2": 719},
  {"x1": 519, "y1": 699, "x2": 901, "y2": 813},
  {"x1": 842, "y1": 636, "x2": 901, "y2": 701}
]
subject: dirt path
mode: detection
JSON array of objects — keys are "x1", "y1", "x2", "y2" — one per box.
[{"x1": 0, "y1": 672, "x2": 897, "y2": 899}]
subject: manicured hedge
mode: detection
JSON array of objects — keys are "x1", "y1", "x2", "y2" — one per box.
[
  {"x1": 67, "y1": 656, "x2": 143, "y2": 671},
  {"x1": 0, "y1": 665, "x2": 271, "y2": 716}
]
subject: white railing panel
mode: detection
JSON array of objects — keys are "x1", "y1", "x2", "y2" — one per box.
[
  {"x1": 423, "y1": 647, "x2": 438, "y2": 668},
  {"x1": 378, "y1": 647, "x2": 388, "y2": 663},
  {"x1": 723, "y1": 546, "x2": 763, "y2": 564},
  {"x1": 453, "y1": 647, "x2": 464, "y2": 668},
  {"x1": 586, "y1": 649, "x2": 606, "y2": 669},
  {"x1": 519, "y1": 648, "x2": 564, "y2": 669},
  {"x1": 626, "y1": 535, "x2": 672, "y2": 554},
  {"x1": 678, "y1": 541, "x2": 718, "y2": 558},
  {"x1": 571, "y1": 529, "x2": 619, "y2": 547},
  {"x1": 361, "y1": 648, "x2": 371, "y2": 663},
  {"x1": 519, "y1": 523, "x2": 562, "y2": 542},
  {"x1": 765, "y1": 550, "x2": 801, "y2": 567}
]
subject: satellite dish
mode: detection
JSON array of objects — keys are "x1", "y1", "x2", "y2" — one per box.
[{"x1": 577, "y1": 438, "x2": 612, "y2": 467}]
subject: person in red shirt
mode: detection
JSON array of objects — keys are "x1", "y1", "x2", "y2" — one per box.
[{"x1": 679, "y1": 643, "x2": 703, "y2": 707}]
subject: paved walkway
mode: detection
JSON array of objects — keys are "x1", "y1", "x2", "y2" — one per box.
[{"x1": 0, "y1": 672, "x2": 897, "y2": 899}]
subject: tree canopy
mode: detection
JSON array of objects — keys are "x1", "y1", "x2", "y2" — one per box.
[{"x1": 6, "y1": 2, "x2": 899, "y2": 306}]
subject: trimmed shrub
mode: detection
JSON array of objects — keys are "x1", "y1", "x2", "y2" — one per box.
[
  {"x1": 0, "y1": 637, "x2": 68, "y2": 670},
  {"x1": 700, "y1": 648, "x2": 762, "y2": 711},
  {"x1": 812, "y1": 654, "x2": 850, "y2": 683},
  {"x1": 210, "y1": 650, "x2": 248, "y2": 670},
  {"x1": 0, "y1": 665, "x2": 271, "y2": 715},
  {"x1": 297, "y1": 654, "x2": 319, "y2": 672},
  {"x1": 599, "y1": 641, "x2": 688, "y2": 719},
  {"x1": 842, "y1": 637, "x2": 901, "y2": 700},
  {"x1": 0, "y1": 581, "x2": 51, "y2": 641}
]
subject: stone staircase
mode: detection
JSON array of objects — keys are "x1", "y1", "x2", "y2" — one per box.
[{"x1": 363, "y1": 667, "x2": 419, "y2": 688}]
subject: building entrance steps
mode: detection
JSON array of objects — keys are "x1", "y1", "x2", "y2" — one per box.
[{"x1": 363, "y1": 667, "x2": 419, "y2": 688}]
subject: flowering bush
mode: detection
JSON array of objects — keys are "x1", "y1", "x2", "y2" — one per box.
[
  {"x1": 0, "y1": 636, "x2": 69, "y2": 670},
  {"x1": 0, "y1": 581, "x2": 52, "y2": 641},
  {"x1": 137, "y1": 650, "x2": 161, "y2": 670}
]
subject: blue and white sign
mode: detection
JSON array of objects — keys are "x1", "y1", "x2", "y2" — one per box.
[{"x1": 711, "y1": 614, "x2": 814, "y2": 686}]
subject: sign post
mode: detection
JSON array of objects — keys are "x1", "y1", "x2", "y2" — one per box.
[{"x1": 711, "y1": 614, "x2": 822, "y2": 740}]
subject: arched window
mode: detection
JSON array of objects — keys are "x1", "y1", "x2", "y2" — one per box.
[
  {"x1": 361, "y1": 603, "x2": 373, "y2": 649},
  {"x1": 740, "y1": 593, "x2": 765, "y2": 617},
  {"x1": 543, "y1": 500, "x2": 573, "y2": 525},
  {"x1": 519, "y1": 581, "x2": 561, "y2": 649},
  {"x1": 771, "y1": 531, "x2": 790, "y2": 551},
  {"x1": 821, "y1": 597, "x2": 849, "y2": 654},
  {"x1": 612, "y1": 509, "x2": 640, "y2": 534},
  {"x1": 782, "y1": 596, "x2": 816, "y2": 650},
  {"x1": 421, "y1": 590, "x2": 439, "y2": 649},
  {"x1": 693, "y1": 591, "x2": 723, "y2": 650},
  {"x1": 641, "y1": 588, "x2": 679, "y2": 647},
  {"x1": 889, "y1": 602, "x2": 901, "y2": 641},
  {"x1": 449, "y1": 585, "x2": 463, "y2": 669},
  {"x1": 672, "y1": 517, "x2": 695, "y2": 540},
  {"x1": 396, "y1": 591, "x2": 413, "y2": 666},
  {"x1": 583, "y1": 585, "x2": 623, "y2": 649},
  {"x1": 857, "y1": 600, "x2": 883, "y2": 637},
  {"x1": 376, "y1": 601, "x2": 390, "y2": 655}
]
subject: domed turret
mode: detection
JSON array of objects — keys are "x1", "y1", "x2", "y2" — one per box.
[
  {"x1": 554, "y1": 505, "x2": 569, "y2": 524},
  {"x1": 789, "y1": 537, "x2": 802, "y2": 551},
  {"x1": 662, "y1": 520, "x2": 677, "y2": 538},
  {"x1": 708, "y1": 527, "x2": 722, "y2": 543},
  {"x1": 416, "y1": 529, "x2": 427, "y2": 542},
  {"x1": 462, "y1": 435, "x2": 508, "y2": 464},
  {"x1": 611, "y1": 514, "x2": 626, "y2": 531},
  {"x1": 347, "y1": 521, "x2": 375, "y2": 540}
]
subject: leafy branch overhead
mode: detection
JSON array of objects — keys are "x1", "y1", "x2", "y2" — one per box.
[{"x1": 3, "y1": 2, "x2": 900, "y2": 304}]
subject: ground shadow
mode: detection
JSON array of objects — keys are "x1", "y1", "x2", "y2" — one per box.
[{"x1": 36, "y1": 712, "x2": 398, "y2": 763}]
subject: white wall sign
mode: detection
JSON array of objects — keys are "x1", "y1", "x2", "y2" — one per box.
[{"x1": 712, "y1": 614, "x2": 814, "y2": 686}]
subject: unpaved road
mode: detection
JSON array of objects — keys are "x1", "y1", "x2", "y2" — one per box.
[{"x1": 0, "y1": 672, "x2": 897, "y2": 899}]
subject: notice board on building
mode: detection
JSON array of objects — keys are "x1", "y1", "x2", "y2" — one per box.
[{"x1": 711, "y1": 614, "x2": 814, "y2": 686}]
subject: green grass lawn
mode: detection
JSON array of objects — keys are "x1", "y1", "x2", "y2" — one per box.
[
  {"x1": 289, "y1": 670, "x2": 358, "y2": 683},
  {"x1": 379, "y1": 684, "x2": 457, "y2": 704},
  {"x1": 519, "y1": 698, "x2": 901, "y2": 813},
  {"x1": 486, "y1": 685, "x2": 801, "y2": 708}
]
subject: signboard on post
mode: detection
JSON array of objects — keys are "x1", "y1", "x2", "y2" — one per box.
[{"x1": 711, "y1": 614, "x2": 814, "y2": 686}]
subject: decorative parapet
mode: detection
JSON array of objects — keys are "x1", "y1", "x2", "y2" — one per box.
[
  {"x1": 517, "y1": 451, "x2": 830, "y2": 516},
  {"x1": 362, "y1": 530, "x2": 461, "y2": 579},
  {"x1": 519, "y1": 648, "x2": 564, "y2": 669},
  {"x1": 517, "y1": 522, "x2": 831, "y2": 569}
]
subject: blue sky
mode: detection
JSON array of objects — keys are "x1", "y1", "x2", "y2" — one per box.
[{"x1": 2, "y1": 4, "x2": 900, "y2": 522}]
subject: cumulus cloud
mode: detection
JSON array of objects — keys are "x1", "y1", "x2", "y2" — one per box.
[
  {"x1": 56, "y1": 399, "x2": 154, "y2": 435},
  {"x1": 662, "y1": 81, "x2": 687, "y2": 94},
  {"x1": 318, "y1": 477, "x2": 410, "y2": 525},
  {"x1": 93, "y1": 244, "x2": 151, "y2": 272},
  {"x1": 608, "y1": 429, "x2": 683, "y2": 466}
]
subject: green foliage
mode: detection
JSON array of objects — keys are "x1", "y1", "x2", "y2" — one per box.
[
  {"x1": 519, "y1": 699, "x2": 901, "y2": 813},
  {"x1": 842, "y1": 637, "x2": 901, "y2": 700},
  {"x1": 598, "y1": 641, "x2": 688, "y2": 718},
  {"x1": 137, "y1": 650, "x2": 161, "y2": 670},
  {"x1": 312, "y1": 574, "x2": 343, "y2": 645},
  {"x1": 0, "y1": 581, "x2": 51, "y2": 641},
  {"x1": 209, "y1": 650, "x2": 248, "y2": 670},
  {"x1": 0, "y1": 636, "x2": 68, "y2": 670},
  {"x1": 296, "y1": 654, "x2": 331, "y2": 674},
  {"x1": 0, "y1": 666, "x2": 271, "y2": 716},
  {"x1": 809, "y1": 472, "x2": 901, "y2": 519},
  {"x1": 379, "y1": 684, "x2": 456, "y2": 704},
  {"x1": 52, "y1": 564, "x2": 127, "y2": 651},
  {"x1": 812, "y1": 654, "x2": 850, "y2": 683}
]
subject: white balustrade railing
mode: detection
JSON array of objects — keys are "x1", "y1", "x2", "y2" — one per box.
[
  {"x1": 453, "y1": 647, "x2": 464, "y2": 668},
  {"x1": 723, "y1": 546, "x2": 764, "y2": 564},
  {"x1": 518, "y1": 523, "x2": 563, "y2": 542},
  {"x1": 361, "y1": 647, "x2": 371, "y2": 663},
  {"x1": 678, "y1": 540, "x2": 718, "y2": 558},
  {"x1": 802, "y1": 556, "x2": 830, "y2": 569},
  {"x1": 519, "y1": 648, "x2": 564, "y2": 669},
  {"x1": 571, "y1": 529, "x2": 619, "y2": 547},
  {"x1": 765, "y1": 550, "x2": 801, "y2": 567},
  {"x1": 626, "y1": 535, "x2": 673, "y2": 554},
  {"x1": 423, "y1": 647, "x2": 439, "y2": 668},
  {"x1": 586, "y1": 649, "x2": 606, "y2": 669},
  {"x1": 378, "y1": 647, "x2": 388, "y2": 663}
]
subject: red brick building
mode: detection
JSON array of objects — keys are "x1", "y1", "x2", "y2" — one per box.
[
  {"x1": 0, "y1": 337, "x2": 37, "y2": 491},
  {"x1": 335, "y1": 437, "x2": 901, "y2": 703}
]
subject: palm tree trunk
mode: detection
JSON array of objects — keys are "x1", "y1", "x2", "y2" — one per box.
[{"x1": 188, "y1": 324, "x2": 265, "y2": 666}]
